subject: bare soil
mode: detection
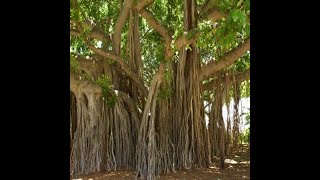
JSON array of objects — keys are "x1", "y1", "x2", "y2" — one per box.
[{"x1": 72, "y1": 144, "x2": 250, "y2": 180}]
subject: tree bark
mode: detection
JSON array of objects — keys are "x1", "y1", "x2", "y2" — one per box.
[
  {"x1": 199, "y1": 39, "x2": 250, "y2": 82},
  {"x1": 203, "y1": 69, "x2": 250, "y2": 91}
]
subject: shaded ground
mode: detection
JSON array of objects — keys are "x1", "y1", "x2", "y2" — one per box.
[{"x1": 72, "y1": 144, "x2": 249, "y2": 180}]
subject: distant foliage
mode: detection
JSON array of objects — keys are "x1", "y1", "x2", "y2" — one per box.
[
  {"x1": 95, "y1": 75, "x2": 117, "y2": 107},
  {"x1": 240, "y1": 110, "x2": 250, "y2": 143}
]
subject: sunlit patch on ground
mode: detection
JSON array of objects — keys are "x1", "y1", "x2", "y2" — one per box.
[{"x1": 72, "y1": 144, "x2": 250, "y2": 180}]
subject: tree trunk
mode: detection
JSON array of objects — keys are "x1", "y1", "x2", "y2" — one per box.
[{"x1": 173, "y1": 0, "x2": 210, "y2": 170}]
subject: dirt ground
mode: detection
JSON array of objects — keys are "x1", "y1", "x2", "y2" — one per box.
[{"x1": 72, "y1": 144, "x2": 250, "y2": 180}]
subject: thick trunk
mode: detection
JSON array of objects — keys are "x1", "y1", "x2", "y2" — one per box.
[
  {"x1": 173, "y1": 0, "x2": 211, "y2": 170},
  {"x1": 128, "y1": 9, "x2": 144, "y2": 108},
  {"x1": 70, "y1": 68, "x2": 137, "y2": 177}
]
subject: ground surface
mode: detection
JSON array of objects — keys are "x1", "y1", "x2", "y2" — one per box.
[{"x1": 72, "y1": 144, "x2": 250, "y2": 180}]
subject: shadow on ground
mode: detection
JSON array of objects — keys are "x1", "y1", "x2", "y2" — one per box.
[{"x1": 72, "y1": 144, "x2": 250, "y2": 180}]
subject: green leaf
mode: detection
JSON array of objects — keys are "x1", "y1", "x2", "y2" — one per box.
[
  {"x1": 244, "y1": 0, "x2": 250, "y2": 11},
  {"x1": 70, "y1": 55, "x2": 79, "y2": 73},
  {"x1": 238, "y1": 11, "x2": 247, "y2": 27},
  {"x1": 185, "y1": 44, "x2": 192, "y2": 51},
  {"x1": 231, "y1": 10, "x2": 239, "y2": 22},
  {"x1": 216, "y1": 27, "x2": 225, "y2": 37},
  {"x1": 244, "y1": 25, "x2": 250, "y2": 35},
  {"x1": 211, "y1": 28, "x2": 217, "y2": 34},
  {"x1": 237, "y1": 0, "x2": 244, "y2": 7}
]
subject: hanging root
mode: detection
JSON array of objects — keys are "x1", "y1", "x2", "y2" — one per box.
[
  {"x1": 136, "y1": 64, "x2": 165, "y2": 179},
  {"x1": 70, "y1": 89, "x2": 135, "y2": 176}
]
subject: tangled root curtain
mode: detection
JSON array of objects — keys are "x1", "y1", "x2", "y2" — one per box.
[{"x1": 70, "y1": 63, "x2": 245, "y2": 179}]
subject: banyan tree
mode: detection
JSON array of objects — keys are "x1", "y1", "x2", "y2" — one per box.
[{"x1": 70, "y1": 0, "x2": 250, "y2": 179}]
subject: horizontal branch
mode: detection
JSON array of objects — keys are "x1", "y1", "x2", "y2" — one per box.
[
  {"x1": 73, "y1": 56, "x2": 104, "y2": 77},
  {"x1": 70, "y1": 71, "x2": 102, "y2": 97},
  {"x1": 87, "y1": 45, "x2": 119, "y2": 61},
  {"x1": 199, "y1": 38, "x2": 250, "y2": 81},
  {"x1": 70, "y1": 29, "x2": 80, "y2": 36},
  {"x1": 136, "y1": 0, "x2": 154, "y2": 11},
  {"x1": 202, "y1": 7, "x2": 227, "y2": 22},
  {"x1": 174, "y1": 35, "x2": 197, "y2": 50},
  {"x1": 202, "y1": 69, "x2": 250, "y2": 91},
  {"x1": 70, "y1": 29, "x2": 111, "y2": 43},
  {"x1": 71, "y1": 72, "x2": 139, "y2": 106},
  {"x1": 87, "y1": 45, "x2": 148, "y2": 97}
]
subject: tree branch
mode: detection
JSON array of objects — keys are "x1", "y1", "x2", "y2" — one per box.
[
  {"x1": 113, "y1": 0, "x2": 133, "y2": 54},
  {"x1": 70, "y1": 28, "x2": 111, "y2": 43},
  {"x1": 118, "y1": 91, "x2": 141, "y2": 119},
  {"x1": 201, "y1": 6, "x2": 227, "y2": 22},
  {"x1": 172, "y1": 5, "x2": 226, "y2": 50},
  {"x1": 199, "y1": 0, "x2": 214, "y2": 14},
  {"x1": 136, "y1": 0, "x2": 154, "y2": 11},
  {"x1": 70, "y1": 71, "x2": 102, "y2": 97},
  {"x1": 174, "y1": 35, "x2": 197, "y2": 49},
  {"x1": 202, "y1": 69, "x2": 250, "y2": 91},
  {"x1": 198, "y1": 0, "x2": 228, "y2": 22},
  {"x1": 139, "y1": 9, "x2": 174, "y2": 59},
  {"x1": 139, "y1": 9, "x2": 171, "y2": 44},
  {"x1": 71, "y1": 0, "x2": 147, "y2": 97},
  {"x1": 137, "y1": 2, "x2": 224, "y2": 58},
  {"x1": 199, "y1": 38, "x2": 250, "y2": 81},
  {"x1": 70, "y1": 29, "x2": 80, "y2": 36},
  {"x1": 73, "y1": 56, "x2": 103, "y2": 76},
  {"x1": 87, "y1": 45, "x2": 149, "y2": 97}
]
